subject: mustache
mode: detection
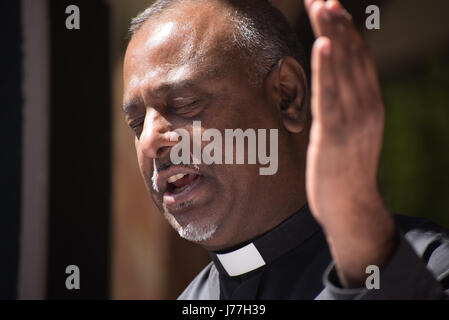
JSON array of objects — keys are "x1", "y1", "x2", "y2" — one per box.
[{"x1": 151, "y1": 162, "x2": 200, "y2": 192}]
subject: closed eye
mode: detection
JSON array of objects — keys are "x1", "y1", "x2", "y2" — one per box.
[
  {"x1": 170, "y1": 99, "x2": 203, "y2": 117},
  {"x1": 129, "y1": 117, "x2": 145, "y2": 138}
]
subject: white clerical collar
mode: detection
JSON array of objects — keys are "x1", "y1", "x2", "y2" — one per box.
[
  {"x1": 215, "y1": 243, "x2": 266, "y2": 277},
  {"x1": 209, "y1": 205, "x2": 321, "y2": 277}
]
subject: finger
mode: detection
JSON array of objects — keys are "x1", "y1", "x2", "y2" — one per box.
[
  {"x1": 306, "y1": 0, "x2": 361, "y2": 47},
  {"x1": 326, "y1": 1, "x2": 353, "y2": 24},
  {"x1": 348, "y1": 44, "x2": 384, "y2": 115},
  {"x1": 311, "y1": 2, "x2": 366, "y2": 113},
  {"x1": 306, "y1": 1, "x2": 358, "y2": 107},
  {"x1": 311, "y1": 37, "x2": 340, "y2": 127},
  {"x1": 324, "y1": 1, "x2": 364, "y2": 49},
  {"x1": 325, "y1": 1, "x2": 382, "y2": 114},
  {"x1": 306, "y1": 0, "x2": 331, "y2": 38},
  {"x1": 308, "y1": 1, "x2": 381, "y2": 116},
  {"x1": 304, "y1": 0, "x2": 322, "y2": 14}
]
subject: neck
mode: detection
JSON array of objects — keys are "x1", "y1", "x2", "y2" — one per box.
[
  {"x1": 201, "y1": 174, "x2": 307, "y2": 251},
  {"x1": 202, "y1": 151, "x2": 307, "y2": 251}
]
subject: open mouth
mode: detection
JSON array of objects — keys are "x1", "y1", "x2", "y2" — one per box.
[
  {"x1": 155, "y1": 166, "x2": 207, "y2": 208},
  {"x1": 166, "y1": 173, "x2": 200, "y2": 194}
]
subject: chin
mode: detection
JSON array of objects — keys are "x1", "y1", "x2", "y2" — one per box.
[
  {"x1": 163, "y1": 202, "x2": 224, "y2": 243},
  {"x1": 177, "y1": 222, "x2": 219, "y2": 242}
]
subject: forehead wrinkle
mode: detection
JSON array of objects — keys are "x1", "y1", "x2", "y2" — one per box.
[
  {"x1": 144, "y1": 70, "x2": 207, "y2": 102},
  {"x1": 136, "y1": 63, "x2": 192, "y2": 100}
]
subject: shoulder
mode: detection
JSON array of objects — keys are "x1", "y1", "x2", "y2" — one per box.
[{"x1": 177, "y1": 262, "x2": 219, "y2": 300}]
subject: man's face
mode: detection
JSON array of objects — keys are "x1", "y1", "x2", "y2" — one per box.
[{"x1": 123, "y1": 3, "x2": 298, "y2": 250}]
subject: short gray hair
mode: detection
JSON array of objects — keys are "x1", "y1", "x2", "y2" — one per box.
[{"x1": 129, "y1": 0, "x2": 308, "y2": 87}]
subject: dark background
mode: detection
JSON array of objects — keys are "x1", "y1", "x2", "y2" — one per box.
[
  {"x1": 47, "y1": 0, "x2": 111, "y2": 299},
  {"x1": 1, "y1": 0, "x2": 23, "y2": 300}
]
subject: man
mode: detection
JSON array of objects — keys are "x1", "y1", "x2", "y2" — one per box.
[{"x1": 122, "y1": 0, "x2": 449, "y2": 299}]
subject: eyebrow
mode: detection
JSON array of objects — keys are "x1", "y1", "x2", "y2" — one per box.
[
  {"x1": 159, "y1": 78, "x2": 199, "y2": 96},
  {"x1": 122, "y1": 78, "x2": 203, "y2": 115},
  {"x1": 122, "y1": 100, "x2": 141, "y2": 115}
]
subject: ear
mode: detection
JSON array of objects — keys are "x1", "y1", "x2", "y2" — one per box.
[{"x1": 265, "y1": 56, "x2": 309, "y2": 133}]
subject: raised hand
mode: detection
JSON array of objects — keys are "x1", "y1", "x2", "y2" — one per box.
[{"x1": 304, "y1": 0, "x2": 396, "y2": 287}]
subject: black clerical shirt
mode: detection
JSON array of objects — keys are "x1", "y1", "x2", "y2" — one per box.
[{"x1": 178, "y1": 205, "x2": 449, "y2": 300}]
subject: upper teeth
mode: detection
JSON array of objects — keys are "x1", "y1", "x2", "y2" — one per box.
[{"x1": 167, "y1": 173, "x2": 187, "y2": 183}]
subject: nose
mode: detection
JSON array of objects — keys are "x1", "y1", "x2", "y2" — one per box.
[{"x1": 138, "y1": 109, "x2": 179, "y2": 159}]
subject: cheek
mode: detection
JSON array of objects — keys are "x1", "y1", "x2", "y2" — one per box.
[
  {"x1": 135, "y1": 139, "x2": 153, "y2": 183},
  {"x1": 213, "y1": 162, "x2": 259, "y2": 198},
  {"x1": 135, "y1": 139, "x2": 144, "y2": 169}
]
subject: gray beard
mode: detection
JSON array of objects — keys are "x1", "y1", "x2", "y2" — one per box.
[
  {"x1": 163, "y1": 205, "x2": 218, "y2": 243},
  {"x1": 177, "y1": 222, "x2": 218, "y2": 242}
]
